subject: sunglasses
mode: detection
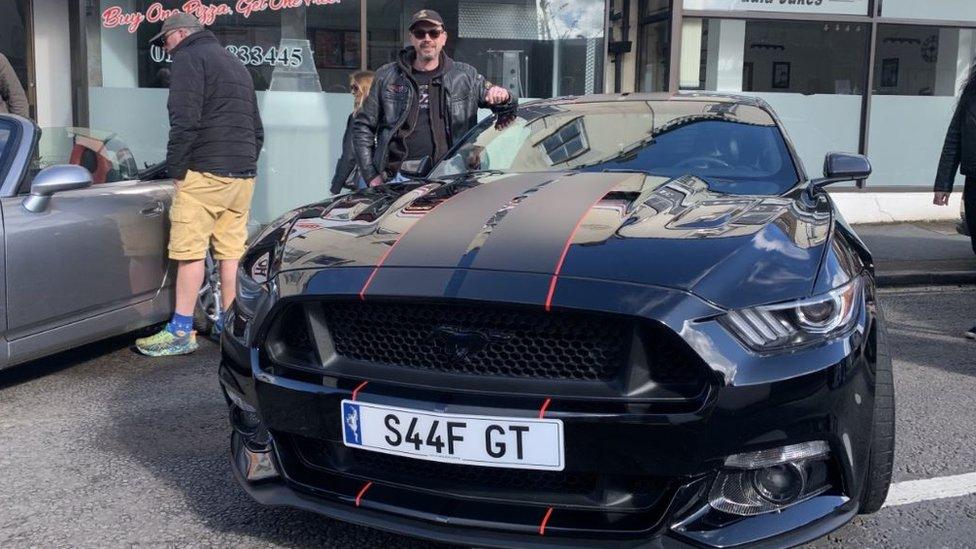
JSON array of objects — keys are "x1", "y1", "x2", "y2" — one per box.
[
  {"x1": 350, "y1": 84, "x2": 360, "y2": 93},
  {"x1": 411, "y1": 28, "x2": 443, "y2": 40}
]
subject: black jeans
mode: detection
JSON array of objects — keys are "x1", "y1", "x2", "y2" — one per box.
[{"x1": 966, "y1": 178, "x2": 976, "y2": 254}]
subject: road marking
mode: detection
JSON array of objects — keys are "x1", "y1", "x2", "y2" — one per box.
[{"x1": 884, "y1": 472, "x2": 976, "y2": 508}]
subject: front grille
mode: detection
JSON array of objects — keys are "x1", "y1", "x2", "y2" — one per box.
[
  {"x1": 287, "y1": 435, "x2": 669, "y2": 511},
  {"x1": 321, "y1": 302, "x2": 631, "y2": 381}
]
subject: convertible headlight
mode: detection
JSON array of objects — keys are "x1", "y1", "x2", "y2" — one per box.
[{"x1": 722, "y1": 276, "x2": 863, "y2": 351}]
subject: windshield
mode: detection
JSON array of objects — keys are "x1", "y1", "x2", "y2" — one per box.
[{"x1": 430, "y1": 100, "x2": 799, "y2": 196}]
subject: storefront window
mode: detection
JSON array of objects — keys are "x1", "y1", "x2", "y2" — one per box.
[
  {"x1": 637, "y1": 0, "x2": 670, "y2": 92},
  {"x1": 367, "y1": 0, "x2": 605, "y2": 99},
  {"x1": 869, "y1": 25, "x2": 976, "y2": 188},
  {"x1": 683, "y1": 0, "x2": 868, "y2": 16},
  {"x1": 0, "y1": 0, "x2": 32, "y2": 116},
  {"x1": 680, "y1": 18, "x2": 868, "y2": 179},
  {"x1": 880, "y1": 0, "x2": 976, "y2": 22}
]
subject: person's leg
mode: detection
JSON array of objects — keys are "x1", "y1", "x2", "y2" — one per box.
[
  {"x1": 175, "y1": 259, "x2": 206, "y2": 316},
  {"x1": 964, "y1": 177, "x2": 976, "y2": 255},
  {"x1": 219, "y1": 259, "x2": 238, "y2": 312},
  {"x1": 211, "y1": 176, "x2": 256, "y2": 320},
  {"x1": 136, "y1": 171, "x2": 216, "y2": 356}
]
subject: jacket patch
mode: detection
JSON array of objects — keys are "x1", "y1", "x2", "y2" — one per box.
[{"x1": 387, "y1": 83, "x2": 408, "y2": 94}]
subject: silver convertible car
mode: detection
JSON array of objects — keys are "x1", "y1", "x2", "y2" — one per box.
[{"x1": 0, "y1": 113, "x2": 218, "y2": 370}]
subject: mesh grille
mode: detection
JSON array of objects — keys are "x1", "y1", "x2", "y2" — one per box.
[{"x1": 320, "y1": 302, "x2": 631, "y2": 381}]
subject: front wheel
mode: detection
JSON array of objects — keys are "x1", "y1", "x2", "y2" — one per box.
[
  {"x1": 859, "y1": 305, "x2": 895, "y2": 514},
  {"x1": 194, "y1": 251, "x2": 222, "y2": 338}
]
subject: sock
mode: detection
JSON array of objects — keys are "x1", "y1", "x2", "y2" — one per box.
[{"x1": 167, "y1": 313, "x2": 194, "y2": 336}]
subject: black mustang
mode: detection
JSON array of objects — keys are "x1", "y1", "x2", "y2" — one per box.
[{"x1": 219, "y1": 94, "x2": 894, "y2": 548}]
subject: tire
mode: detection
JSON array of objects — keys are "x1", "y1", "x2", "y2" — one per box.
[
  {"x1": 859, "y1": 303, "x2": 896, "y2": 514},
  {"x1": 194, "y1": 251, "x2": 222, "y2": 338}
]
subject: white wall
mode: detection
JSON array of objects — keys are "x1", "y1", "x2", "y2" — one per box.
[{"x1": 32, "y1": 0, "x2": 73, "y2": 127}]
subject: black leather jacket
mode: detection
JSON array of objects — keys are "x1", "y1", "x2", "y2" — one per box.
[
  {"x1": 330, "y1": 113, "x2": 358, "y2": 194},
  {"x1": 352, "y1": 47, "x2": 517, "y2": 182},
  {"x1": 936, "y1": 85, "x2": 976, "y2": 192}
]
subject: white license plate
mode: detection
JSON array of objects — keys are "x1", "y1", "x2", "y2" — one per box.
[{"x1": 340, "y1": 400, "x2": 565, "y2": 471}]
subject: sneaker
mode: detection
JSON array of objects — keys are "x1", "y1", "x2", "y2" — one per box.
[
  {"x1": 135, "y1": 327, "x2": 199, "y2": 356},
  {"x1": 966, "y1": 326, "x2": 976, "y2": 340}
]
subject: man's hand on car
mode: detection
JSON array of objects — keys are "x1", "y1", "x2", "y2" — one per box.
[
  {"x1": 933, "y1": 191, "x2": 950, "y2": 206},
  {"x1": 485, "y1": 86, "x2": 510, "y2": 105},
  {"x1": 368, "y1": 176, "x2": 384, "y2": 187}
]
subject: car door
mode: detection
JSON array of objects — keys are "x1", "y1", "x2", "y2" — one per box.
[{"x1": 0, "y1": 127, "x2": 172, "y2": 339}]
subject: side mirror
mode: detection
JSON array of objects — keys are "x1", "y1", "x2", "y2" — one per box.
[
  {"x1": 809, "y1": 152, "x2": 871, "y2": 195},
  {"x1": 23, "y1": 165, "x2": 93, "y2": 213},
  {"x1": 398, "y1": 156, "x2": 432, "y2": 179}
]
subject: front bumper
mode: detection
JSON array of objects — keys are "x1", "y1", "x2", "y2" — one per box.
[{"x1": 218, "y1": 274, "x2": 879, "y2": 548}]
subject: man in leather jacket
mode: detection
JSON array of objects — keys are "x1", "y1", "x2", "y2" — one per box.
[{"x1": 353, "y1": 9, "x2": 516, "y2": 186}]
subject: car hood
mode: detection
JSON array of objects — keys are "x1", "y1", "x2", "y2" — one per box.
[{"x1": 267, "y1": 171, "x2": 833, "y2": 309}]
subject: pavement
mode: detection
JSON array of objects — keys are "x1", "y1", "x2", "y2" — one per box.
[
  {"x1": 852, "y1": 221, "x2": 976, "y2": 287},
  {"x1": 1, "y1": 287, "x2": 974, "y2": 548}
]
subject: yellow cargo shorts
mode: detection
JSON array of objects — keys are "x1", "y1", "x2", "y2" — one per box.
[{"x1": 168, "y1": 170, "x2": 256, "y2": 261}]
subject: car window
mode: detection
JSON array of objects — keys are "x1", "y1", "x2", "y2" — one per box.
[
  {"x1": 35, "y1": 127, "x2": 139, "y2": 185},
  {"x1": 430, "y1": 101, "x2": 800, "y2": 196}
]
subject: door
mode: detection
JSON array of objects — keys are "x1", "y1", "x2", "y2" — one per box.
[{"x1": 0, "y1": 125, "x2": 172, "y2": 338}]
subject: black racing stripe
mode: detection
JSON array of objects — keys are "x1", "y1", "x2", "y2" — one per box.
[
  {"x1": 467, "y1": 172, "x2": 631, "y2": 274},
  {"x1": 379, "y1": 174, "x2": 556, "y2": 268}
]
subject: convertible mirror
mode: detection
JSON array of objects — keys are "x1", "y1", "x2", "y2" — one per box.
[
  {"x1": 809, "y1": 152, "x2": 871, "y2": 195},
  {"x1": 23, "y1": 165, "x2": 93, "y2": 213},
  {"x1": 398, "y1": 156, "x2": 432, "y2": 179}
]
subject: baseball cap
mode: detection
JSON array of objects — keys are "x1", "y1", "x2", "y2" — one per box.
[
  {"x1": 409, "y1": 9, "x2": 444, "y2": 30},
  {"x1": 149, "y1": 12, "x2": 204, "y2": 44}
]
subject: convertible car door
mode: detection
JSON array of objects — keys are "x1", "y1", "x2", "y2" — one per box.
[{"x1": 0, "y1": 177, "x2": 172, "y2": 339}]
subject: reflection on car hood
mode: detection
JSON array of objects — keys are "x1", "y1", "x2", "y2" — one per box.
[{"x1": 271, "y1": 171, "x2": 832, "y2": 308}]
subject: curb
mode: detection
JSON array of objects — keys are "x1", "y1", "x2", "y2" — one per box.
[{"x1": 876, "y1": 270, "x2": 976, "y2": 287}]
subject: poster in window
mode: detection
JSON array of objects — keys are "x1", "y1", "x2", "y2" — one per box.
[
  {"x1": 881, "y1": 58, "x2": 899, "y2": 87},
  {"x1": 772, "y1": 62, "x2": 791, "y2": 89}
]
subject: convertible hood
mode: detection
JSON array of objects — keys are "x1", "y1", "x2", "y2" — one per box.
[{"x1": 271, "y1": 172, "x2": 832, "y2": 309}]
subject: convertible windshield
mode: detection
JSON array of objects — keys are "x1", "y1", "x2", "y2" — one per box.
[{"x1": 430, "y1": 100, "x2": 799, "y2": 196}]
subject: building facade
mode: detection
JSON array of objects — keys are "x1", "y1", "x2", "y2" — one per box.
[{"x1": 7, "y1": 1, "x2": 975, "y2": 223}]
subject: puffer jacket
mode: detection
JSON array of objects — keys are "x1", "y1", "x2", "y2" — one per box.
[
  {"x1": 352, "y1": 47, "x2": 517, "y2": 182},
  {"x1": 935, "y1": 83, "x2": 976, "y2": 192},
  {"x1": 0, "y1": 53, "x2": 29, "y2": 118},
  {"x1": 166, "y1": 30, "x2": 263, "y2": 180}
]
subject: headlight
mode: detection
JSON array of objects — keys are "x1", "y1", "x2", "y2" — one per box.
[{"x1": 721, "y1": 276, "x2": 863, "y2": 352}]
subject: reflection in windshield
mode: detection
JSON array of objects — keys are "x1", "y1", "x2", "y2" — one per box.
[
  {"x1": 430, "y1": 101, "x2": 799, "y2": 196},
  {"x1": 36, "y1": 127, "x2": 139, "y2": 184}
]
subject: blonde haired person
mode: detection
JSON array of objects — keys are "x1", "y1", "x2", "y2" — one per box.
[{"x1": 330, "y1": 70, "x2": 375, "y2": 193}]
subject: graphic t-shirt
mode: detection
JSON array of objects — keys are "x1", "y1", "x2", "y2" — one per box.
[{"x1": 403, "y1": 68, "x2": 437, "y2": 161}]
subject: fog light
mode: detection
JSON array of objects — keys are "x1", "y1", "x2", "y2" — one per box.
[
  {"x1": 709, "y1": 441, "x2": 832, "y2": 516},
  {"x1": 752, "y1": 463, "x2": 804, "y2": 504},
  {"x1": 232, "y1": 430, "x2": 279, "y2": 482},
  {"x1": 229, "y1": 404, "x2": 271, "y2": 451}
]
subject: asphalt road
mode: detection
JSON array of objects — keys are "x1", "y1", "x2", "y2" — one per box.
[{"x1": 1, "y1": 286, "x2": 974, "y2": 548}]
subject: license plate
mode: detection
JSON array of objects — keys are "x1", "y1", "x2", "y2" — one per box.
[{"x1": 340, "y1": 400, "x2": 565, "y2": 471}]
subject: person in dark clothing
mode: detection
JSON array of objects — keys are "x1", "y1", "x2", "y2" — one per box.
[
  {"x1": 934, "y1": 69, "x2": 976, "y2": 340},
  {"x1": 353, "y1": 9, "x2": 517, "y2": 186},
  {"x1": 136, "y1": 13, "x2": 264, "y2": 356},
  {"x1": 331, "y1": 70, "x2": 374, "y2": 194}
]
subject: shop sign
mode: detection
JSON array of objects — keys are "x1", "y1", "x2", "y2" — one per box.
[
  {"x1": 683, "y1": 0, "x2": 868, "y2": 16},
  {"x1": 102, "y1": 0, "x2": 342, "y2": 33}
]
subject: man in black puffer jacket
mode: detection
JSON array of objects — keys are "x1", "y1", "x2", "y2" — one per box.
[
  {"x1": 136, "y1": 13, "x2": 263, "y2": 357},
  {"x1": 353, "y1": 9, "x2": 516, "y2": 186}
]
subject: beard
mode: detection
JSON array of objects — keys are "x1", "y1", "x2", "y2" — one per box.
[{"x1": 417, "y1": 43, "x2": 438, "y2": 62}]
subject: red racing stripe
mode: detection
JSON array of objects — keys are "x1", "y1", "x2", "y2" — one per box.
[
  {"x1": 351, "y1": 380, "x2": 369, "y2": 401},
  {"x1": 538, "y1": 398, "x2": 552, "y2": 419},
  {"x1": 355, "y1": 481, "x2": 373, "y2": 507},
  {"x1": 544, "y1": 193, "x2": 609, "y2": 312},
  {"x1": 538, "y1": 507, "x2": 554, "y2": 535}
]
